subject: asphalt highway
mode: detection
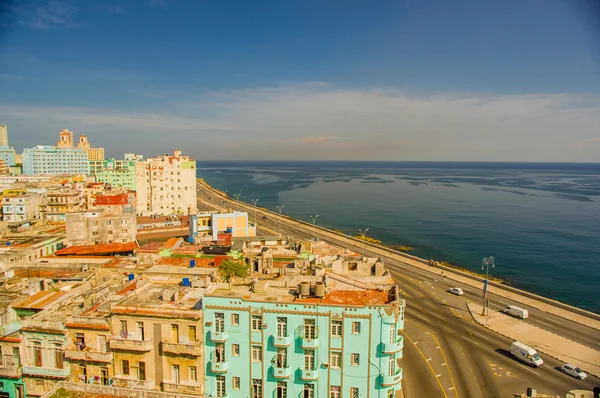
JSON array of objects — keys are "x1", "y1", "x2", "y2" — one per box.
[{"x1": 196, "y1": 183, "x2": 600, "y2": 397}]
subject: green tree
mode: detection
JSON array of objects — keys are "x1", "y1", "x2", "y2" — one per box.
[{"x1": 218, "y1": 259, "x2": 249, "y2": 282}]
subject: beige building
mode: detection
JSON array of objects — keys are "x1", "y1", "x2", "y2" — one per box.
[
  {"x1": 77, "y1": 134, "x2": 105, "y2": 161},
  {"x1": 56, "y1": 129, "x2": 74, "y2": 149},
  {"x1": 135, "y1": 150, "x2": 197, "y2": 216},
  {"x1": 44, "y1": 188, "x2": 84, "y2": 222},
  {"x1": 65, "y1": 211, "x2": 136, "y2": 246},
  {"x1": 109, "y1": 282, "x2": 204, "y2": 394},
  {"x1": 0, "y1": 125, "x2": 7, "y2": 147}
]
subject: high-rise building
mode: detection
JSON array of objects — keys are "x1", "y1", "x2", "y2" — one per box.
[
  {"x1": 135, "y1": 150, "x2": 197, "y2": 216},
  {"x1": 23, "y1": 146, "x2": 89, "y2": 176},
  {"x1": 57, "y1": 129, "x2": 74, "y2": 148},
  {"x1": 0, "y1": 125, "x2": 8, "y2": 147},
  {"x1": 77, "y1": 134, "x2": 105, "y2": 161}
]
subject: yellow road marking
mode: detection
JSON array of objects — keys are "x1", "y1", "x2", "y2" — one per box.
[{"x1": 401, "y1": 330, "x2": 449, "y2": 398}]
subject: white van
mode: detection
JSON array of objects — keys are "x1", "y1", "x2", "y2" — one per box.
[
  {"x1": 510, "y1": 342, "x2": 543, "y2": 367},
  {"x1": 502, "y1": 305, "x2": 528, "y2": 319}
]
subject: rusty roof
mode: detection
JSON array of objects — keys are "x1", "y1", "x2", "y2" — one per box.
[
  {"x1": 162, "y1": 237, "x2": 181, "y2": 249},
  {"x1": 12, "y1": 290, "x2": 69, "y2": 310},
  {"x1": 55, "y1": 242, "x2": 138, "y2": 256},
  {"x1": 65, "y1": 322, "x2": 110, "y2": 331},
  {"x1": 295, "y1": 289, "x2": 389, "y2": 306}
]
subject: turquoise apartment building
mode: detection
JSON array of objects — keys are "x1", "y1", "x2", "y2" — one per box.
[
  {"x1": 203, "y1": 280, "x2": 404, "y2": 398},
  {"x1": 22, "y1": 146, "x2": 89, "y2": 176},
  {"x1": 90, "y1": 158, "x2": 136, "y2": 189},
  {"x1": 0, "y1": 146, "x2": 16, "y2": 167}
]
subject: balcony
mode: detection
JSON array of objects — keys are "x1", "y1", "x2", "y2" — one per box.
[
  {"x1": 65, "y1": 348, "x2": 113, "y2": 363},
  {"x1": 210, "y1": 360, "x2": 229, "y2": 373},
  {"x1": 382, "y1": 336, "x2": 403, "y2": 354},
  {"x1": 272, "y1": 366, "x2": 292, "y2": 379},
  {"x1": 109, "y1": 337, "x2": 153, "y2": 351},
  {"x1": 112, "y1": 376, "x2": 155, "y2": 390},
  {"x1": 299, "y1": 368, "x2": 318, "y2": 381},
  {"x1": 0, "y1": 366, "x2": 23, "y2": 378},
  {"x1": 381, "y1": 368, "x2": 402, "y2": 387},
  {"x1": 382, "y1": 316, "x2": 396, "y2": 324},
  {"x1": 298, "y1": 327, "x2": 319, "y2": 349},
  {"x1": 209, "y1": 330, "x2": 229, "y2": 343},
  {"x1": 162, "y1": 341, "x2": 202, "y2": 356},
  {"x1": 162, "y1": 381, "x2": 203, "y2": 394},
  {"x1": 23, "y1": 365, "x2": 70, "y2": 378},
  {"x1": 272, "y1": 335, "x2": 292, "y2": 347}
]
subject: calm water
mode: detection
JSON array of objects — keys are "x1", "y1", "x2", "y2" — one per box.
[{"x1": 197, "y1": 161, "x2": 600, "y2": 313}]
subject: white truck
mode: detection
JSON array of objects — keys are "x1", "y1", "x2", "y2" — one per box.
[
  {"x1": 510, "y1": 342, "x2": 544, "y2": 367},
  {"x1": 502, "y1": 305, "x2": 529, "y2": 319}
]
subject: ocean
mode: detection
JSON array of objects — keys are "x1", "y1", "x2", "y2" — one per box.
[{"x1": 196, "y1": 161, "x2": 600, "y2": 313}]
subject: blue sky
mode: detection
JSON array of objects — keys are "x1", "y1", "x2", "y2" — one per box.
[{"x1": 0, "y1": 0, "x2": 599, "y2": 161}]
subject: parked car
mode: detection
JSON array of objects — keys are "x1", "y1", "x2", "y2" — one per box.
[
  {"x1": 261, "y1": 215, "x2": 268, "y2": 220},
  {"x1": 502, "y1": 305, "x2": 529, "y2": 319},
  {"x1": 448, "y1": 287, "x2": 464, "y2": 296},
  {"x1": 510, "y1": 342, "x2": 544, "y2": 368},
  {"x1": 561, "y1": 364, "x2": 587, "y2": 380}
]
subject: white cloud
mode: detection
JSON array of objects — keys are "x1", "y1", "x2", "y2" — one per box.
[
  {"x1": 17, "y1": 0, "x2": 79, "y2": 30},
  {"x1": 2, "y1": 84, "x2": 600, "y2": 161}
]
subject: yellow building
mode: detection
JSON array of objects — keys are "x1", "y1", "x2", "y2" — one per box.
[
  {"x1": 211, "y1": 211, "x2": 256, "y2": 240},
  {"x1": 108, "y1": 281, "x2": 204, "y2": 394}
]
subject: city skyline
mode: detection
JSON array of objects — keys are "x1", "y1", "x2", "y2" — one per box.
[{"x1": 1, "y1": 0, "x2": 599, "y2": 161}]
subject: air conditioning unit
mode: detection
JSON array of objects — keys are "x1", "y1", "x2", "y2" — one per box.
[
  {"x1": 262, "y1": 324, "x2": 268, "y2": 329},
  {"x1": 323, "y1": 363, "x2": 329, "y2": 368}
]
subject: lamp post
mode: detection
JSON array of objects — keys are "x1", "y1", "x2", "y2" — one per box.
[
  {"x1": 233, "y1": 193, "x2": 241, "y2": 211},
  {"x1": 276, "y1": 205, "x2": 285, "y2": 237},
  {"x1": 252, "y1": 199, "x2": 259, "y2": 227},
  {"x1": 481, "y1": 256, "x2": 495, "y2": 324},
  {"x1": 309, "y1": 215, "x2": 319, "y2": 241},
  {"x1": 358, "y1": 228, "x2": 370, "y2": 258}
]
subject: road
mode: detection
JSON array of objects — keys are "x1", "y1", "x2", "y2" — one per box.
[{"x1": 196, "y1": 182, "x2": 600, "y2": 397}]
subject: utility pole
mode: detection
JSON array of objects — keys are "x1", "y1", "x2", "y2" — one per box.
[
  {"x1": 309, "y1": 215, "x2": 319, "y2": 241},
  {"x1": 481, "y1": 256, "x2": 495, "y2": 325},
  {"x1": 252, "y1": 199, "x2": 259, "y2": 228},
  {"x1": 276, "y1": 205, "x2": 285, "y2": 237},
  {"x1": 358, "y1": 228, "x2": 370, "y2": 258}
]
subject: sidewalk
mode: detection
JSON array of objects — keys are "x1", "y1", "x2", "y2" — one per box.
[{"x1": 467, "y1": 302, "x2": 600, "y2": 378}]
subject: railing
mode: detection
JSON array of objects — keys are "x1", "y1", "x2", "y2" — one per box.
[
  {"x1": 162, "y1": 381, "x2": 203, "y2": 395},
  {"x1": 381, "y1": 368, "x2": 402, "y2": 387},
  {"x1": 272, "y1": 334, "x2": 292, "y2": 347},
  {"x1": 65, "y1": 348, "x2": 113, "y2": 362},
  {"x1": 109, "y1": 337, "x2": 153, "y2": 351},
  {"x1": 23, "y1": 365, "x2": 70, "y2": 378},
  {"x1": 209, "y1": 330, "x2": 229, "y2": 342},
  {"x1": 162, "y1": 341, "x2": 202, "y2": 356},
  {"x1": 272, "y1": 365, "x2": 291, "y2": 379},
  {"x1": 381, "y1": 336, "x2": 403, "y2": 354},
  {"x1": 0, "y1": 366, "x2": 23, "y2": 378},
  {"x1": 299, "y1": 367, "x2": 319, "y2": 380},
  {"x1": 298, "y1": 326, "x2": 319, "y2": 348},
  {"x1": 42, "y1": 381, "x2": 205, "y2": 398},
  {"x1": 210, "y1": 360, "x2": 229, "y2": 373},
  {"x1": 112, "y1": 376, "x2": 155, "y2": 390}
]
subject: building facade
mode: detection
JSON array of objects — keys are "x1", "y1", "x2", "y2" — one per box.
[
  {"x1": 0, "y1": 125, "x2": 7, "y2": 147},
  {"x1": 203, "y1": 282, "x2": 404, "y2": 398},
  {"x1": 65, "y1": 211, "x2": 136, "y2": 246},
  {"x1": 44, "y1": 188, "x2": 84, "y2": 222},
  {"x1": 1, "y1": 192, "x2": 44, "y2": 224},
  {"x1": 135, "y1": 150, "x2": 197, "y2": 216},
  {"x1": 76, "y1": 135, "x2": 104, "y2": 161},
  {"x1": 22, "y1": 146, "x2": 89, "y2": 176},
  {"x1": 90, "y1": 158, "x2": 137, "y2": 190},
  {"x1": 0, "y1": 147, "x2": 16, "y2": 168},
  {"x1": 0, "y1": 332, "x2": 25, "y2": 398}
]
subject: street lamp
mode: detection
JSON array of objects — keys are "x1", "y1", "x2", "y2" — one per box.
[
  {"x1": 481, "y1": 256, "x2": 495, "y2": 323},
  {"x1": 233, "y1": 193, "x2": 241, "y2": 211},
  {"x1": 252, "y1": 199, "x2": 259, "y2": 227},
  {"x1": 276, "y1": 205, "x2": 285, "y2": 237},
  {"x1": 309, "y1": 215, "x2": 319, "y2": 241},
  {"x1": 358, "y1": 228, "x2": 370, "y2": 258}
]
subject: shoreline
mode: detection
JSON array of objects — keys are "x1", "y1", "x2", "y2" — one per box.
[{"x1": 197, "y1": 178, "x2": 600, "y2": 319}]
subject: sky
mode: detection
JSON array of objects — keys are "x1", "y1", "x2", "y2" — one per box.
[{"x1": 0, "y1": 0, "x2": 599, "y2": 162}]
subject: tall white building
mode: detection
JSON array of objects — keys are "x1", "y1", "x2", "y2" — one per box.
[
  {"x1": 135, "y1": 150, "x2": 197, "y2": 216},
  {"x1": 0, "y1": 125, "x2": 8, "y2": 147}
]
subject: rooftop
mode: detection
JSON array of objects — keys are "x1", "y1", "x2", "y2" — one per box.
[
  {"x1": 11, "y1": 290, "x2": 69, "y2": 310},
  {"x1": 55, "y1": 242, "x2": 138, "y2": 256}
]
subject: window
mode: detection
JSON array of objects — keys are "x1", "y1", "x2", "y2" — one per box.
[
  {"x1": 252, "y1": 315, "x2": 262, "y2": 331},
  {"x1": 216, "y1": 375, "x2": 226, "y2": 397},
  {"x1": 215, "y1": 313, "x2": 225, "y2": 332},
  {"x1": 252, "y1": 379, "x2": 263, "y2": 398},
  {"x1": 350, "y1": 387, "x2": 359, "y2": 398},
  {"x1": 330, "y1": 386, "x2": 341, "y2": 398},
  {"x1": 330, "y1": 352, "x2": 341, "y2": 368},
  {"x1": 107, "y1": 220, "x2": 112, "y2": 225},
  {"x1": 352, "y1": 322, "x2": 361, "y2": 334},
  {"x1": 171, "y1": 324, "x2": 179, "y2": 343},
  {"x1": 277, "y1": 317, "x2": 287, "y2": 337},
  {"x1": 232, "y1": 313, "x2": 239, "y2": 326},
  {"x1": 189, "y1": 325, "x2": 197, "y2": 342},
  {"x1": 122, "y1": 360, "x2": 130, "y2": 375},
  {"x1": 172, "y1": 364, "x2": 180, "y2": 384},
  {"x1": 276, "y1": 347, "x2": 287, "y2": 368},
  {"x1": 331, "y1": 320, "x2": 342, "y2": 337},
  {"x1": 232, "y1": 376, "x2": 240, "y2": 390},
  {"x1": 390, "y1": 328, "x2": 395, "y2": 343},
  {"x1": 138, "y1": 361, "x2": 146, "y2": 380},
  {"x1": 75, "y1": 333, "x2": 85, "y2": 350},
  {"x1": 232, "y1": 344, "x2": 240, "y2": 356},
  {"x1": 351, "y1": 353, "x2": 360, "y2": 366},
  {"x1": 276, "y1": 381, "x2": 287, "y2": 398},
  {"x1": 303, "y1": 384, "x2": 314, "y2": 398},
  {"x1": 252, "y1": 345, "x2": 262, "y2": 362},
  {"x1": 387, "y1": 388, "x2": 394, "y2": 398},
  {"x1": 304, "y1": 319, "x2": 316, "y2": 339},
  {"x1": 388, "y1": 355, "x2": 395, "y2": 376},
  {"x1": 304, "y1": 349, "x2": 315, "y2": 370},
  {"x1": 189, "y1": 366, "x2": 197, "y2": 382}
]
